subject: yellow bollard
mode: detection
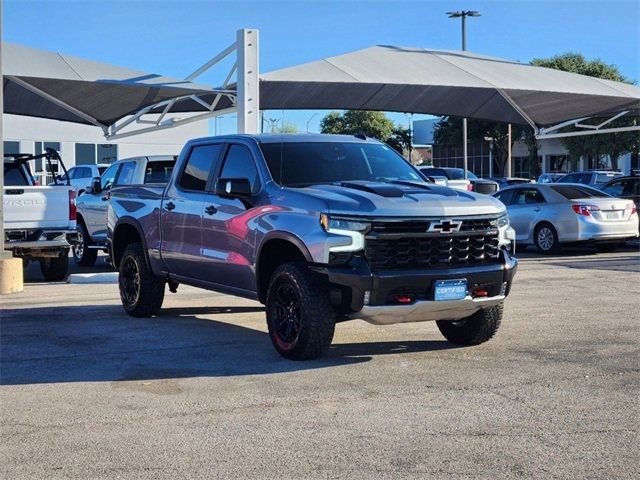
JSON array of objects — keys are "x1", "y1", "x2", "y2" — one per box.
[{"x1": 0, "y1": 257, "x2": 24, "y2": 294}]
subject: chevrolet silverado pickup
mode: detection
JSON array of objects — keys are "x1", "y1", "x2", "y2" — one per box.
[
  {"x1": 108, "y1": 134, "x2": 518, "y2": 360},
  {"x1": 3, "y1": 150, "x2": 77, "y2": 281}
]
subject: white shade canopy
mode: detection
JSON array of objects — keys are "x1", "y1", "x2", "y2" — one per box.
[{"x1": 260, "y1": 46, "x2": 640, "y2": 128}]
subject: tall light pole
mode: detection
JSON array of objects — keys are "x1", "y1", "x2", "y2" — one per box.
[
  {"x1": 306, "y1": 112, "x2": 319, "y2": 133},
  {"x1": 447, "y1": 10, "x2": 480, "y2": 179}
]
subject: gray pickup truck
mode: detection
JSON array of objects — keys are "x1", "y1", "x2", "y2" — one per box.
[{"x1": 108, "y1": 134, "x2": 517, "y2": 360}]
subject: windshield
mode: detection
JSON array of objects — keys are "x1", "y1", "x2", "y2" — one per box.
[
  {"x1": 446, "y1": 168, "x2": 477, "y2": 180},
  {"x1": 260, "y1": 142, "x2": 423, "y2": 187},
  {"x1": 551, "y1": 185, "x2": 611, "y2": 199}
]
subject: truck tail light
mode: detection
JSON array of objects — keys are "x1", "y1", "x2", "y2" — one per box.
[
  {"x1": 467, "y1": 183, "x2": 474, "y2": 191},
  {"x1": 626, "y1": 203, "x2": 637, "y2": 215},
  {"x1": 69, "y1": 190, "x2": 77, "y2": 220},
  {"x1": 572, "y1": 204, "x2": 599, "y2": 216}
]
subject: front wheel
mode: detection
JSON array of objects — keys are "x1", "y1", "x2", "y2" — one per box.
[
  {"x1": 436, "y1": 304, "x2": 503, "y2": 345},
  {"x1": 265, "y1": 263, "x2": 336, "y2": 360},
  {"x1": 39, "y1": 250, "x2": 69, "y2": 281},
  {"x1": 73, "y1": 221, "x2": 98, "y2": 266},
  {"x1": 118, "y1": 242, "x2": 165, "y2": 317}
]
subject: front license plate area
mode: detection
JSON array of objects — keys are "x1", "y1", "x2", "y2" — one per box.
[{"x1": 434, "y1": 279, "x2": 467, "y2": 301}]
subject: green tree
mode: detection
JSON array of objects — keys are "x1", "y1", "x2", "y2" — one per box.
[
  {"x1": 320, "y1": 110, "x2": 395, "y2": 141},
  {"x1": 531, "y1": 53, "x2": 637, "y2": 169},
  {"x1": 276, "y1": 122, "x2": 298, "y2": 134}
]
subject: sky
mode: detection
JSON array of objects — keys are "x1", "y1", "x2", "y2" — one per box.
[{"x1": 3, "y1": 0, "x2": 639, "y2": 135}]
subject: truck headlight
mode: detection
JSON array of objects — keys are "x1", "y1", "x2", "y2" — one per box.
[
  {"x1": 320, "y1": 214, "x2": 370, "y2": 233},
  {"x1": 320, "y1": 214, "x2": 369, "y2": 252},
  {"x1": 497, "y1": 213, "x2": 509, "y2": 228},
  {"x1": 497, "y1": 212, "x2": 515, "y2": 252}
]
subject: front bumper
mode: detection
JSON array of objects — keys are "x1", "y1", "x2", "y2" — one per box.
[{"x1": 313, "y1": 249, "x2": 517, "y2": 325}]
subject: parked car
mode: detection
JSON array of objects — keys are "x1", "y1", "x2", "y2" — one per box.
[
  {"x1": 556, "y1": 170, "x2": 624, "y2": 186},
  {"x1": 3, "y1": 150, "x2": 78, "y2": 280},
  {"x1": 599, "y1": 176, "x2": 640, "y2": 232},
  {"x1": 53, "y1": 164, "x2": 109, "y2": 194},
  {"x1": 488, "y1": 177, "x2": 533, "y2": 188},
  {"x1": 108, "y1": 134, "x2": 518, "y2": 360},
  {"x1": 419, "y1": 167, "x2": 499, "y2": 194},
  {"x1": 537, "y1": 173, "x2": 566, "y2": 184},
  {"x1": 74, "y1": 155, "x2": 175, "y2": 266},
  {"x1": 494, "y1": 183, "x2": 638, "y2": 253}
]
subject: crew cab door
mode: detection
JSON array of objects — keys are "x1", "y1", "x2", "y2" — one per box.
[
  {"x1": 200, "y1": 143, "x2": 261, "y2": 292},
  {"x1": 160, "y1": 143, "x2": 223, "y2": 278}
]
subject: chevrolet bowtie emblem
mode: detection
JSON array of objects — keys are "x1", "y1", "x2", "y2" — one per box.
[{"x1": 429, "y1": 220, "x2": 462, "y2": 233}]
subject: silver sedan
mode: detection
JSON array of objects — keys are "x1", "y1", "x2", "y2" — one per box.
[{"x1": 493, "y1": 184, "x2": 639, "y2": 253}]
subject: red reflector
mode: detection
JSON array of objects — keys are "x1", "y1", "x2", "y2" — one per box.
[
  {"x1": 393, "y1": 295, "x2": 413, "y2": 304},
  {"x1": 473, "y1": 289, "x2": 489, "y2": 297},
  {"x1": 69, "y1": 190, "x2": 77, "y2": 221},
  {"x1": 467, "y1": 183, "x2": 474, "y2": 191}
]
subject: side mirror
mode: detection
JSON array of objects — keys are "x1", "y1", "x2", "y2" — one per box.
[
  {"x1": 87, "y1": 177, "x2": 102, "y2": 194},
  {"x1": 216, "y1": 178, "x2": 252, "y2": 198}
]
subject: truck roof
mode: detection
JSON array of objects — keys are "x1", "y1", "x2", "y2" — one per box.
[{"x1": 187, "y1": 133, "x2": 383, "y2": 145}]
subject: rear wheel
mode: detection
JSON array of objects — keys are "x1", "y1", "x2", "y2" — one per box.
[
  {"x1": 39, "y1": 250, "x2": 69, "y2": 281},
  {"x1": 118, "y1": 242, "x2": 165, "y2": 317},
  {"x1": 73, "y1": 221, "x2": 98, "y2": 266},
  {"x1": 265, "y1": 263, "x2": 335, "y2": 360},
  {"x1": 436, "y1": 304, "x2": 503, "y2": 345},
  {"x1": 534, "y1": 223, "x2": 560, "y2": 254}
]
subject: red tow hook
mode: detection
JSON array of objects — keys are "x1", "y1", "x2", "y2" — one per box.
[{"x1": 393, "y1": 294, "x2": 414, "y2": 304}]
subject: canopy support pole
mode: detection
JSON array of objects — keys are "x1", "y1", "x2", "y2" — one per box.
[{"x1": 236, "y1": 28, "x2": 260, "y2": 134}]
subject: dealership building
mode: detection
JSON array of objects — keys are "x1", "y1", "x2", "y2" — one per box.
[
  {"x1": 413, "y1": 118, "x2": 639, "y2": 178},
  {"x1": 3, "y1": 113, "x2": 208, "y2": 182}
]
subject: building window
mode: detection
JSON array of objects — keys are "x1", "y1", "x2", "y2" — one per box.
[
  {"x1": 34, "y1": 141, "x2": 61, "y2": 173},
  {"x1": 97, "y1": 144, "x2": 118, "y2": 164},
  {"x1": 75, "y1": 143, "x2": 96, "y2": 165},
  {"x1": 4, "y1": 141, "x2": 20, "y2": 155},
  {"x1": 549, "y1": 155, "x2": 569, "y2": 173}
]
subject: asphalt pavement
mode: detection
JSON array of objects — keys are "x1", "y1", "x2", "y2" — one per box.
[{"x1": 1, "y1": 246, "x2": 639, "y2": 479}]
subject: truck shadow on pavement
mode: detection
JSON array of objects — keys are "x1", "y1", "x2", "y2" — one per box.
[{"x1": 1, "y1": 305, "x2": 459, "y2": 385}]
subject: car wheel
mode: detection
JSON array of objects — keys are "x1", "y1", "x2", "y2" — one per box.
[
  {"x1": 534, "y1": 223, "x2": 560, "y2": 254},
  {"x1": 265, "y1": 262, "x2": 335, "y2": 360},
  {"x1": 39, "y1": 249, "x2": 69, "y2": 281},
  {"x1": 436, "y1": 304, "x2": 503, "y2": 345},
  {"x1": 73, "y1": 221, "x2": 98, "y2": 266},
  {"x1": 118, "y1": 242, "x2": 165, "y2": 317}
]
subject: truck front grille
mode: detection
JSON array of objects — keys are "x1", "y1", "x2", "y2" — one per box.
[{"x1": 364, "y1": 218, "x2": 501, "y2": 270}]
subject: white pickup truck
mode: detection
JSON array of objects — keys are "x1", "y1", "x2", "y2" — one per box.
[{"x1": 3, "y1": 150, "x2": 78, "y2": 280}]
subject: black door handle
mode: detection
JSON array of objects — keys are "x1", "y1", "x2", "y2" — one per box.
[
  {"x1": 165, "y1": 201, "x2": 175, "y2": 211},
  {"x1": 205, "y1": 205, "x2": 217, "y2": 215}
]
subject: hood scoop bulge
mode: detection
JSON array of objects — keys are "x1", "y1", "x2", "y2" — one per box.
[{"x1": 335, "y1": 181, "x2": 406, "y2": 198}]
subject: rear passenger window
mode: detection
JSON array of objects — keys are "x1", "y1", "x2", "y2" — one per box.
[
  {"x1": 219, "y1": 144, "x2": 260, "y2": 194},
  {"x1": 115, "y1": 162, "x2": 136, "y2": 186},
  {"x1": 179, "y1": 144, "x2": 222, "y2": 191}
]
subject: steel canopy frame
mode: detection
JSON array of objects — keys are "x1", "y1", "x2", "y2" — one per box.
[
  {"x1": 105, "y1": 28, "x2": 260, "y2": 140},
  {"x1": 535, "y1": 110, "x2": 639, "y2": 140}
]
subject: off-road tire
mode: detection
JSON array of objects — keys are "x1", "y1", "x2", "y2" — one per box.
[
  {"x1": 436, "y1": 304, "x2": 503, "y2": 345},
  {"x1": 265, "y1": 262, "x2": 336, "y2": 360},
  {"x1": 534, "y1": 222, "x2": 560, "y2": 254},
  {"x1": 39, "y1": 250, "x2": 69, "y2": 281},
  {"x1": 73, "y1": 220, "x2": 98, "y2": 266},
  {"x1": 118, "y1": 242, "x2": 165, "y2": 317}
]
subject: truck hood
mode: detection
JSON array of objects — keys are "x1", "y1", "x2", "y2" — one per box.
[{"x1": 288, "y1": 180, "x2": 505, "y2": 217}]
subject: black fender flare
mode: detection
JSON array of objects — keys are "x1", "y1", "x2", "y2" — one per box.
[{"x1": 111, "y1": 217, "x2": 150, "y2": 269}]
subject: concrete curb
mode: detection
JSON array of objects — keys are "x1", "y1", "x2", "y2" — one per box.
[{"x1": 69, "y1": 272, "x2": 118, "y2": 284}]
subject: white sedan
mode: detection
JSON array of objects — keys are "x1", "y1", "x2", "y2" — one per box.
[{"x1": 494, "y1": 183, "x2": 638, "y2": 253}]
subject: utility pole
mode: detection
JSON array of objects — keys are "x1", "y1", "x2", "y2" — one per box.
[{"x1": 447, "y1": 10, "x2": 481, "y2": 179}]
